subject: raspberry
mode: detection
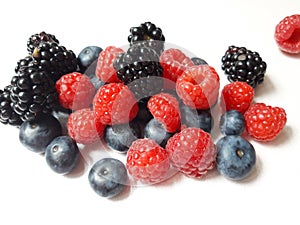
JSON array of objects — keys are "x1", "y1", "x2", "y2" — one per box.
[
  {"x1": 93, "y1": 83, "x2": 138, "y2": 125},
  {"x1": 95, "y1": 46, "x2": 124, "y2": 83},
  {"x1": 275, "y1": 14, "x2": 300, "y2": 54},
  {"x1": 220, "y1": 81, "x2": 254, "y2": 114},
  {"x1": 165, "y1": 127, "x2": 216, "y2": 178},
  {"x1": 147, "y1": 92, "x2": 181, "y2": 133},
  {"x1": 67, "y1": 108, "x2": 106, "y2": 145},
  {"x1": 159, "y1": 48, "x2": 194, "y2": 87},
  {"x1": 56, "y1": 72, "x2": 95, "y2": 110},
  {"x1": 126, "y1": 138, "x2": 170, "y2": 184},
  {"x1": 244, "y1": 103, "x2": 287, "y2": 142},
  {"x1": 176, "y1": 65, "x2": 220, "y2": 109}
]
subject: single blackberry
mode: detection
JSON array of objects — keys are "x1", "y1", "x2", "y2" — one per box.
[
  {"x1": 9, "y1": 65, "x2": 59, "y2": 122},
  {"x1": 27, "y1": 31, "x2": 59, "y2": 54},
  {"x1": 113, "y1": 45, "x2": 163, "y2": 99},
  {"x1": 0, "y1": 85, "x2": 22, "y2": 126},
  {"x1": 221, "y1": 46, "x2": 267, "y2": 88},
  {"x1": 15, "y1": 56, "x2": 34, "y2": 73},
  {"x1": 128, "y1": 22, "x2": 165, "y2": 55},
  {"x1": 32, "y1": 42, "x2": 78, "y2": 81}
]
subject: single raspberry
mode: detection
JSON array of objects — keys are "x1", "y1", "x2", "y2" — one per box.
[
  {"x1": 275, "y1": 14, "x2": 300, "y2": 54},
  {"x1": 159, "y1": 48, "x2": 194, "y2": 87},
  {"x1": 68, "y1": 108, "x2": 106, "y2": 145},
  {"x1": 126, "y1": 138, "x2": 170, "y2": 184},
  {"x1": 165, "y1": 127, "x2": 216, "y2": 178},
  {"x1": 176, "y1": 65, "x2": 220, "y2": 109},
  {"x1": 93, "y1": 83, "x2": 138, "y2": 125},
  {"x1": 56, "y1": 72, "x2": 95, "y2": 110},
  {"x1": 220, "y1": 81, "x2": 254, "y2": 114},
  {"x1": 95, "y1": 46, "x2": 124, "y2": 83},
  {"x1": 147, "y1": 92, "x2": 181, "y2": 133},
  {"x1": 244, "y1": 103, "x2": 287, "y2": 142}
]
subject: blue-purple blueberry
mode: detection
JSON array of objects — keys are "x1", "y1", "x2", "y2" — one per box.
[{"x1": 219, "y1": 110, "x2": 245, "y2": 135}]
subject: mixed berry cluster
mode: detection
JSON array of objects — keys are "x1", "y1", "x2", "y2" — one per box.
[{"x1": 0, "y1": 17, "x2": 293, "y2": 199}]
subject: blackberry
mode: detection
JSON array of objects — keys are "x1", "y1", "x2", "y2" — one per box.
[
  {"x1": 221, "y1": 46, "x2": 267, "y2": 88},
  {"x1": 27, "y1": 31, "x2": 59, "y2": 54},
  {"x1": 32, "y1": 42, "x2": 78, "y2": 81},
  {"x1": 9, "y1": 65, "x2": 59, "y2": 122},
  {"x1": 113, "y1": 45, "x2": 163, "y2": 99},
  {"x1": 15, "y1": 56, "x2": 34, "y2": 73},
  {"x1": 0, "y1": 85, "x2": 22, "y2": 126},
  {"x1": 128, "y1": 21, "x2": 165, "y2": 55}
]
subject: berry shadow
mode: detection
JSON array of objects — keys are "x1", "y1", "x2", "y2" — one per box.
[
  {"x1": 238, "y1": 154, "x2": 262, "y2": 184},
  {"x1": 254, "y1": 75, "x2": 275, "y2": 97},
  {"x1": 260, "y1": 125, "x2": 293, "y2": 148}
]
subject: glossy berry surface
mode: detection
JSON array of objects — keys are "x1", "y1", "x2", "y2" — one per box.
[
  {"x1": 219, "y1": 110, "x2": 245, "y2": 135},
  {"x1": 56, "y1": 72, "x2": 95, "y2": 110},
  {"x1": 165, "y1": 127, "x2": 216, "y2": 178},
  {"x1": 176, "y1": 65, "x2": 220, "y2": 109},
  {"x1": 19, "y1": 114, "x2": 62, "y2": 153},
  {"x1": 88, "y1": 158, "x2": 128, "y2": 198},
  {"x1": 45, "y1": 136, "x2": 79, "y2": 174},
  {"x1": 275, "y1": 14, "x2": 300, "y2": 54},
  {"x1": 147, "y1": 92, "x2": 181, "y2": 133},
  {"x1": 244, "y1": 103, "x2": 287, "y2": 141},
  {"x1": 220, "y1": 81, "x2": 254, "y2": 114},
  {"x1": 68, "y1": 108, "x2": 105, "y2": 145},
  {"x1": 78, "y1": 46, "x2": 103, "y2": 72},
  {"x1": 93, "y1": 83, "x2": 138, "y2": 125},
  {"x1": 216, "y1": 135, "x2": 256, "y2": 180},
  {"x1": 104, "y1": 120, "x2": 142, "y2": 153},
  {"x1": 126, "y1": 138, "x2": 170, "y2": 184}
]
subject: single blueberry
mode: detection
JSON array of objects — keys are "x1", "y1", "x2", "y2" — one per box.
[
  {"x1": 219, "y1": 110, "x2": 245, "y2": 135},
  {"x1": 78, "y1": 46, "x2": 102, "y2": 72},
  {"x1": 144, "y1": 118, "x2": 174, "y2": 147},
  {"x1": 88, "y1": 158, "x2": 128, "y2": 198},
  {"x1": 216, "y1": 135, "x2": 256, "y2": 180},
  {"x1": 45, "y1": 136, "x2": 79, "y2": 174},
  {"x1": 191, "y1": 57, "x2": 208, "y2": 65},
  {"x1": 19, "y1": 114, "x2": 62, "y2": 153}
]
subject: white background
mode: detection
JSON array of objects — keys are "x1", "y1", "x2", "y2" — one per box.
[{"x1": 0, "y1": 0, "x2": 299, "y2": 224}]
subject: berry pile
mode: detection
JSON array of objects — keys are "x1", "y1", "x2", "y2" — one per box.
[{"x1": 0, "y1": 20, "x2": 289, "y2": 199}]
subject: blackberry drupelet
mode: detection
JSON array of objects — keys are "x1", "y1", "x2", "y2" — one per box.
[
  {"x1": 32, "y1": 42, "x2": 78, "y2": 82},
  {"x1": 0, "y1": 85, "x2": 22, "y2": 126},
  {"x1": 9, "y1": 65, "x2": 59, "y2": 122},
  {"x1": 221, "y1": 46, "x2": 267, "y2": 88},
  {"x1": 128, "y1": 22, "x2": 165, "y2": 55},
  {"x1": 15, "y1": 56, "x2": 34, "y2": 73},
  {"x1": 113, "y1": 45, "x2": 163, "y2": 99},
  {"x1": 27, "y1": 31, "x2": 59, "y2": 54}
]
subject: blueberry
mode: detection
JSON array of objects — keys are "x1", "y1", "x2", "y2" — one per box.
[
  {"x1": 134, "y1": 99, "x2": 153, "y2": 124},
  {"x1": 19, "y1": 114, "x2": 62, "y2": 153},
  {"x1": 144, "y1": 118, "x2": 174, "y2": 147},
  {"x1": 88, "y1": 158, "x2": 128, "y2": 198},
  {"x1": 191, "y1": 57, "x2": 208, "y2": 65},
  {"x1": 80, "y1": 59, "x2": 105, "y2": 90},
  {"x1": 216, "y1": 135, "x2": 256, "y2": 180},
  {"x1": 78, "y1": 46, "x2": 102, "y2": 72},
  {"x1": 180, "y1": 104, "x2": 214, "y2": 133},
  {"x1": 104, "y1": 120, "x2": 142, "y2": 153},
  {"x1": 45, "y1": 136, "x2": 79, "y2": 174},
  {"x1": 219, "y1": 110, "x2": 245, "y2": 135}
]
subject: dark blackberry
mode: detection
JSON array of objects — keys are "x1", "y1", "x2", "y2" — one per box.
[
  {"x1": 9, "y1": 65, "x2": 59, "y2": 122},
  {"x1": 32, "y1": 42, "x2": 78, "y2": 81},
  {"x1": 113, "y1": 45, "x2": 163, "y2": 99},
  {"x1": 15, "y1": 56, "x2": 34, "y2": 73},
  {"x1": 27, "y1": 31, "x2": 59, "y2": 54},
  {"x1": 221, "y1": 45, "x2": 267, "y2": 88},
  {"x1": 0, "y1": 85, "x2": 22, "y2": 126},
  {"x1": 128, "y1": 22, "x2": 165, "y2": 55}
]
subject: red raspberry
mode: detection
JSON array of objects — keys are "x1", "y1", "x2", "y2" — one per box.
[
  {"x1": 220, "y1": 81, "x2": 254, "y2": 114},
  {"x1": 96, "y1": 46, "x2": 124, "y2": 83},
  {"x1": 176, "y1": 65, "x2": 220, "y2": 109},
  {"x1": 67, "y1": 108, "x2": 106, "y2": 145},
  {"x1": 275, "y1": 14, "x2": 300, "y2": 54},
  {"x1": 165, "y1": 127, "x2": 216, "y2": 178},
  {"x1": 93, "y1": 83, "x2": 138, "y2": 125},
  {"x1": 244, "y1": 103, "x2": 287, "y2": 142},
  {"x1": 126, "y1": 138, "x2": 170, "y2": 184},
  {"x1": 56, "y1": 72, "x2": 95, "y2": 110},
  {"x1": 147, "y1": 92, "x2": 181, "y2": 133},
  {"x1": 159, "y1": 48, "x2": 194, "y2": 87}
]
